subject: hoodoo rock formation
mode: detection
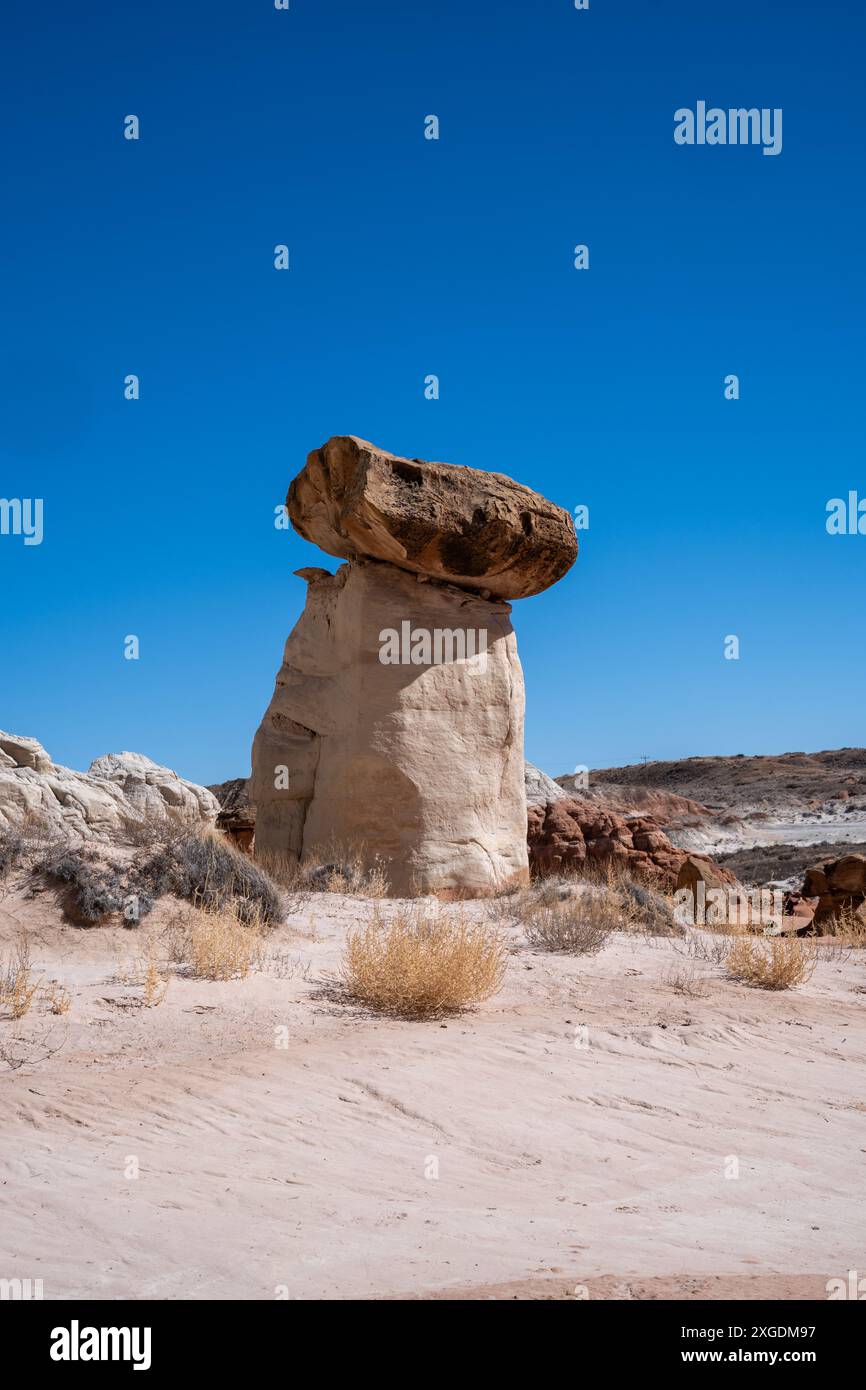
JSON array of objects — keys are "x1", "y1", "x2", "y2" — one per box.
[{"x1": 251, "y1": 437, "x2": 577, "y2": 897}]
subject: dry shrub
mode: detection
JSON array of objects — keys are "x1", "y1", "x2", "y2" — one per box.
[
  {"x1": 670, "y1": 920, "x2": 746, "y2": 965},
  {"x1": 341, "y1": 907, "x2": 506, "y2": 1018},
  {"x1": 136, "y1": 941, "x2": 170, "y2": 1006},
  {"x1": 139, "y1": 829, "x2": 285, "y2": 927},
  {"x1": 662, "y1": 965, "x2": 710, "y2": 998},
  {"x1": 824, "y1": 905, "x2": 866, "y2": 948},
  {"x1": 0, "y1": 936, "x2": 40, "y2": 1019},
  {"x1": 165, "y1": 902, "x2": 264, "y2": 981},
  {"x1": 725, "y1": 935, "x2": 817, "y2": 990},
  {"x1": 0, "y1": 1022, "x2": 67, "y2": 1071},
  {"x1": 117, "y1": 806, "x2": 203, "y2": 848},
  {"x1": 43, "y1": 983, "x2": 71, "y2": 1016},
  {"x1": 39, "y1": 849, "x2": 129, "y2": 925},
  {"x1": 504, "y1": 869, "x2": 679, "y2": 939},
  {"x1": 523, "y1": 894, "x2": 616, "y2": 956},
  {"x1": 3, "y1": 813, "x2": 70, "y2": 865},
  {"x1": 301, "y1": 840, "x2": 391, "y2": 898},
  {"x1": 142, "y1": 959, "x2": 169, "y2": 1007},
  {"x1": 252, "y1": 847, "x2": 311, "y2": 904},
  {"x1": 262, "y1": 949, "x2": 310, "y2": 981},
  {"x1": 110, "y1": 944, "x2": 170, "y2": 1005},
  {"x1": 620, "y1": 880, "x2": 682, "y2": 936},
  {"x1": 0, "y1": 829, "x2": 27, "y2": 880}
]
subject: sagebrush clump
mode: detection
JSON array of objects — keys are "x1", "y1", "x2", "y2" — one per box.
[
  {"x1": 0, "y1": 830, "x2": 26, "y2": 880},
  {"x1": 40, "y1": 850, "x2": 129, "y2": 925},
  {"x1": 499, "y1": 867, "x2": 682, "y2": 940},
  {"x1": 36, "y1": 830, "x2": 286, "y2": 928},
  {"x1": 522, "y1": 893, "x2": 616, "y2": 955},
  {"x1": 138, "y1": 830, "x2": 285, "y2": 926}
]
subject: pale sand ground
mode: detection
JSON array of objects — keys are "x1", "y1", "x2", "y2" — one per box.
[{"x1": 1, "y1": 886, "x2": 864, "y2": 1301}]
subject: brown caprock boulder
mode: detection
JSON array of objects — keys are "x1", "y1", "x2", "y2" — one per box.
[{"x1": 286, "y1": 435, "x2": 578, "y2": 600}]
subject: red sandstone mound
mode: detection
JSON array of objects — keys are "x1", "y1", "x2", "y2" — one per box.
[
  {"x1": 803, "y1": 852, "x2": 866, "y2": 923},
  {"x1": 527, "y1": 797, "x2": 735, "y2": 891}
]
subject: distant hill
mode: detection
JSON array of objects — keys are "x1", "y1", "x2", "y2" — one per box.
[{"x1": 581, "y1": 749, "x2": 866, "y2": 818}]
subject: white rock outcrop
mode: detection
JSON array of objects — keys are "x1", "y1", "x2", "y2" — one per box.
[
  {"x1": 0, "y1": 733, "x2": 219, "y2": 842},
  {"x1": 524, "y1": 762, "x2": 567, "y2": 806}
]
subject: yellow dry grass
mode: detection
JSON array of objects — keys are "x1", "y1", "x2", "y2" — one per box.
[
  {"x1": 166, "y1": 902, "x2": 264, "y2": 981},
  {"x1": 823, "y1": 905, "x2": 866, "y2": 948},
  {"x1": 341, "y1": 906, "x2": 507, "y2": 1018},
  {"x1": 0, "y1": 936, "x2": 40, "y2": 1020},
  {"x1": 725, "y1": 935, "x2": 817, "y2": 990},
  {"x1": 43, "y1": 983, "x2": 71, "y2": 1016},
  {"x1": 256, "y1": 839, "x2": 390, "y2": 898},
  {"x1": 141, "y1": 954, "x2": 170, "y2": 1007}
]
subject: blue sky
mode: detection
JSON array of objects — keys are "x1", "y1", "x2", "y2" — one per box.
[{"x1": 1, "y1": 0, "x2": 863, "y2": 786}]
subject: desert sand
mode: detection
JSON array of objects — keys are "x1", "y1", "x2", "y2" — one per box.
[{"x1": 2, "y1": 884, "x2": 864, "y2": 1302}]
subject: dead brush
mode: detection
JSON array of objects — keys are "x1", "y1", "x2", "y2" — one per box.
[
  {"x1": 341, "y1": 906, "x2": 507, "y2": 1018},
  {"x1": 108, "y1": 943, "x2": 170, "y2": 1006},
  {"x1": 522, "y1": 893, "x2": 619, "y2": 956},
  {"x1": 502, "y1": 865, "x2": 680, "y2": 938},
  {"x1": 117, "y1": 806, "x2": 202, "y2": 849},
  {"x1": 669, "y1": 921, "x2": 747, "y2": 966},
  {"x1": 260, "y1": 949, "x2": 310, "y2": 981},
  {"x1": 0, "y1": 829, "x2": 27, "y2": 883},
  {"x1": 137, "y1": 829, "x2": 286, "y2": 927},
  {"x1": 141, "y1": 958, "x2": 169, "y2": 1007},
  {"x1": 136, "y1": 940, "x2": 170, "y2": 1007},
  {"x1": 0, "y1": 936, "x2": 41, "y2": 1020},
  {"x1": 823, "y1": 905, "x2": 866, "y2": 949},
  {"x1": 251, "y1": 847, "x2": 311, "y2": 908},
  {"x1": 725, "y1": 935, "x2": 817, "y2": 990},
  {"x1": 165, "y1": 902, "x2": 264, "y2": 981},
  {"x1": 662, "y1": 964, "x2": 710, "y2": 998},
  {"x1": 297, "y1": 837, "x2": 391, "y2": 898},
  {"x1": 43, "y1": 982, "x2": 71, "y2": 1016}
]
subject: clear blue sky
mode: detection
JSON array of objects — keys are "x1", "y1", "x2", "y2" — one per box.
[{"x1": 1, "y1": 1, "x2": 863, "y2": 786}]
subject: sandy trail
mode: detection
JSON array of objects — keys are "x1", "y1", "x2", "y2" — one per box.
[{"x1": 1, "y1": 890, "x2": 864, "y2": 1300}]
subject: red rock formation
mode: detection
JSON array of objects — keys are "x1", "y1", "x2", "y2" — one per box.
[
  {"x1": 527, "y1": 797, "x2": 733, "y2": 891},
  {"x1": 803, "y1": 853, "x2": 866, "y2": 923}
]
